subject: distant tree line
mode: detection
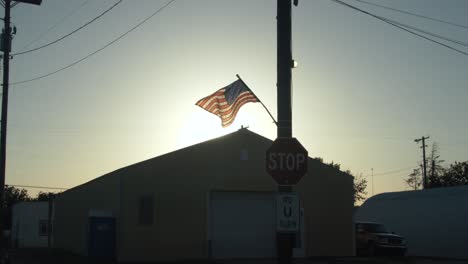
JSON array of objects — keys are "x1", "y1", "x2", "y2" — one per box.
[
  {"x1": 1, "y1": 186, "x2": 57, "y2": 229},
  {"x1": 406, "y1": 142, "x2": 468, "y2": 189}
]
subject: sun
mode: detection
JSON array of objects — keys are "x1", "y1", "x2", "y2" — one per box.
[{"x1": 177, "y1": 108, "x2": 257, "y2": 149}]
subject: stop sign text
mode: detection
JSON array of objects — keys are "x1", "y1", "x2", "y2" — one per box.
[{"x1": 267, "y1": 152, "x2": 306, "y2": 171}]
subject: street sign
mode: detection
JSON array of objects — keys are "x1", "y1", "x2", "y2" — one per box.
[
  {"x1": 266, "y1": 137, "x2": 308, "y2": 185},
  {"x1": 276, "y1": 193, "x2": 300, "y2": 232}
]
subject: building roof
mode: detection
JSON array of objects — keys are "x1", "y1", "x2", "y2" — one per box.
[
  {"x1": 61, "y1": 128, "x2": 350, "y2": 194},
  {"x1": 364, "y1": 184, "x2": 468, "y2": 203}
]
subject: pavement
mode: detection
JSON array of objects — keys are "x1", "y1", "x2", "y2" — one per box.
[{"x1": 7, "y1": 249, "x2": 468, "y2": 264}]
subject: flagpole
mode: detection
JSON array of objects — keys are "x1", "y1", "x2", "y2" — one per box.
[{"x1": 236, "y1": 74, "x2": 277, "y2": 125}]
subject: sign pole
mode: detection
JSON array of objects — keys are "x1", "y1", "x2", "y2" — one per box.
[
  {"x1": 277, "y1": 0, "x2": 294, "y2": 263},
  {"x1": 277, "y1": 0, "x2": 293, "y2": 140}
]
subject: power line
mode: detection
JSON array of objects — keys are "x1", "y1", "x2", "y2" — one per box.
[
  {"x1": 374, "y1": 166, "x2": 414, "y2": 177},
  {"x1": 5, "y1": 184, "x2": 68, "y2": 190},
  {"x1": 350, "y1": 0, "x2": 468, "y2": 29},
  {"x1": 330, "y1": 0, "x2": 468, "y2": 57},
  {"x1": 12, "y1": 0, "x2": 122, "y2": 56},
  {"x1": 17, "y1": 0, "x2": 91, "y2": 53},
  {"x1": 364, "y1": 166, "x2": 414, "y2": 178},
  {"x1": 9, "y1": 0, "x2": 176, "y2": 86},
  {"x1": 346, "y1": 2, "x2": 468, "y2": 48},
  {"x1": 383, "y1": 18, "x2": 468, "y2": 48}
]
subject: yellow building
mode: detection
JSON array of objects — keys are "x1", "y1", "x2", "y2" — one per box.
[{"x1": 54, "y1": 128, "x2": 354, "y2": 262}]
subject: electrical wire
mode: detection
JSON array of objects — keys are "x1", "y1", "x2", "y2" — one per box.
[
  {"x1": 5, "y1": 184, "x2": 68, "y2": 190},
  {"x1": 370, "y1": 166, "x2": 414, "y2": 177},
  {"x1": 383, "y1": 17, "x2": 468, "y2": 47},
  {"x1": 347, "y1": 0, "x2": 468, "y2": 47},
  {"x1": 330, "y1": 0, "x2": 468, "y2": 57},
  {"x1": 9, "y1": 0, "x2": 176, "y2": 86},
  {"x1": 17, "y1": 0, "x2": 91, "y2": 53},
  {"x1": 12, "y1": 0, "x2": 122, "y2": 56},
  {"x1": 350, "y1": 0, "x2": 468, "y2": 29}
]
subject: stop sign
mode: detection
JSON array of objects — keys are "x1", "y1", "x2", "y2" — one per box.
[{"x1": 266, "y1": 137, "x2": 308, "y2": 185}]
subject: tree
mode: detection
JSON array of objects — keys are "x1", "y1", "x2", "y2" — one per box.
[
  {"x1": 406, "y1": 142, "x2": 445, "y2": 189},
  {"x1": 427, "y1": 142, "x2": 445, "y2": 188},
  {"x1": 352, "y1": 173, "x2": 368, "y2": 205},
  {"x1": 34, "y1": 191, "x2": 56, "y2": 201},
  {"x1": 329, "y1": 161, "x2": 341, "y2": 170},
  {"x1": 341, "y1": 169, "x2": 368, "y2": 204},
  {"x1": 2, "y1": 186, "x2": 30, "y2": 208},
  {"x1": 406, "y1": 167, "x2": 422, "y2": 190},
  {"x1": 440, "y1": 161, "x2": 468, "y2": 186},
  {"x1": 1, "y1": 186, "x2": 31, "y2": 229}
]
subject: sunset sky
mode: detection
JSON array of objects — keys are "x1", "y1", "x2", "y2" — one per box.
[{"x1": 4, "y1": 0, "x2": 468, "y2": 198}]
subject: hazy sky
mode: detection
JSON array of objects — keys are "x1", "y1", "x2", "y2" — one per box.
[{"x1": 4, "y1": 0, "x2": 468, "y2": 198}]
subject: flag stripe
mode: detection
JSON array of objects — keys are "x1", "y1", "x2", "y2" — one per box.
[
  {"x1": 196, "y1": 90, "x2": 225, "y2": 109},
  {"x1": 195, "y1": 79, "x2": 259, "y2": 127},
  {"x1": 221, "y1": 97, "x2": 258, "y2": 127},
  {"x1": 220, "y1": 96, "x2": 257, "y2": 124},
  {"x1": 219, "y1": 93, "x2": 257, "y2": 118}
]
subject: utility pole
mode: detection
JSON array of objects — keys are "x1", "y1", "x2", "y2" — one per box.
[
  {"x1": 0, "y1": 0, "x2": 13, "y2": 235},
  {"x1": 277, "y1": 0, "x2": 297, "y2": 263},
  {"x1": 0, "y1": 0, "x2": 42, "y2": 235},
  {"x1": 414, "y1": 136, "x2": 429, "y2": 189},
  {"x1": 371, "y1": 168, "x2": 374, "y2": 196}
]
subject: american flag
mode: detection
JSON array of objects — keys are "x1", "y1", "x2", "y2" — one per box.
[{"x1": 196, "y1": 79, "x2": 259, "y2": 127}]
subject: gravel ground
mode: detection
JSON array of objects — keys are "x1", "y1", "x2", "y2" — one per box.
[{"x1": 7, "y1": 249, "x2": 468, "y2": 264}]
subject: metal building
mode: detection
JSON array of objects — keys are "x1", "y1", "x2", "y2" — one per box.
[
  {"x1": 11, "y1": 202, "x2": 50, "y2": 248},
  {"x1": 53, "y1": 129, "x2": 354, "y2": 261},
  {"x1": 355, "y1": 185, "x2": 468, "y2": 258}
]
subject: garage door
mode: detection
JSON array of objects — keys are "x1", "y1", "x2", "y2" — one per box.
[{"x1": 209, "y1": 191, "x2": 276, "y2": 259}]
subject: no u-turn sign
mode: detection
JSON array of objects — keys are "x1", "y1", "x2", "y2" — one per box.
[{"x1": 276, "y1": 193, "x2": 300, "y2": 232}]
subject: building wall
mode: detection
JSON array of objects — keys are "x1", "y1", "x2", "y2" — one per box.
[
  {"x1": 11, "y1": 202, "x2": 49, "y2": 248},
  {"x1": 118, "y1": 131, "x2": 354, "y2": 261},
  {"x1": 54, "y1": 130, "x2": 354, "y2": 261},
  {"x1": 119, "y1": 132, "x2": 278, "y2": 261},
  {"x1": 296, "y1": 160, "x2": 354, "y2": 256},
  {"x1": 54, "y1": 171, "x2": 121, "y2": 256}
]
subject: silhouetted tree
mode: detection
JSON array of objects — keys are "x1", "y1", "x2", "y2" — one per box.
[
  {"x1": 2, "y1": 186, "x2": 30, "y2": 208},
  {"x1": 341, "y1": 169, "x2": 368, "y2": 204},
  {"x1": 406, "y1": 142, "x2": 445, "y2": 189},
  {"x1": 329, "y1": 161, "x2": 341, "y2": 170},
  {"x1": 427, "y1": 142, "x2": 445, "y2": 188},
  {"x1": 1, "y1": 186, "x2": 31, "y2": 229},
  {"x1": 405, "y1": 141, "x2": 467, "y2": 189},
  {"x1": 34, "y1": 191, "x2": 56, "y2": 201},
  {"x1": 352, "y1": 172, "x2": 368, "y2": 205},
  {"x1": 440, "y1": 161, "x2": 468, "y2": 186},
  {"x1": 406, "y1": 167, "x2": 422, "y2": 190}
]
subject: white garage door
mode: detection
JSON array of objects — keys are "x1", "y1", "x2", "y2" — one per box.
[{"x1": 209, "y1": 191, "x2": 276, "y2": 259}]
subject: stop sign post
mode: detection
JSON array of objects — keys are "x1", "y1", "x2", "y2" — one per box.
[{"x1": 266, "y1": 137, "x2": 308, "y2": 185}]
